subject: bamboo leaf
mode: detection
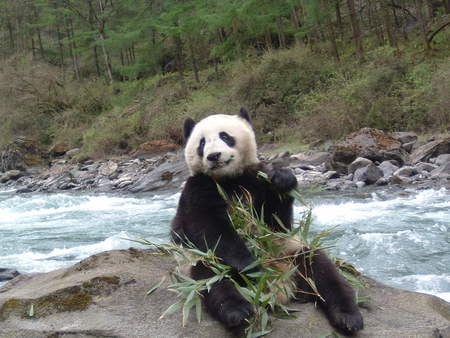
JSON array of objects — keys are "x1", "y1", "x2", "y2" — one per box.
[{"x1": 147, "y1": 276, "x2": 166, "y2": 295}]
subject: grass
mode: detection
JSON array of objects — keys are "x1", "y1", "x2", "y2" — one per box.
[{"x1": 142, "y1": 184, "x2": 363, "y2": 337}]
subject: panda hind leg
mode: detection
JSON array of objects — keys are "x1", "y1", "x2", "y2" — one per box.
[
  {"x1": 191, "y1": 262, "x2": 254, "y2": 329},
  {"x1": 294, "y1": 249, "x2": 363, "y2": 335}
]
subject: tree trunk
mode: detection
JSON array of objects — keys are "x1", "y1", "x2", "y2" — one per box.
[
  {"x1": 346, "y1": 0, "x2": 364, "y2": 56},
  {"x1": 188, "y1": 43, "x2": 200, "y2": 83},
  {"x1": 291, "y1": 5, "x2": 303, "y2": 45},
  {"x1": 416, "y1": 0, "x2": 431, "y2": 50},
  {"x1": 382, "y1": 0, "x2": 398, "y2": 48},
  {"x1": 335, "y1": 0, "x2": 344, "y2": 38}
]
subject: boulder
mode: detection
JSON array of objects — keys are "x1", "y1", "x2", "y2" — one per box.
[
  {"x1": 0, "y1": 170, "x2": 23, "y2": 183},
  {"x1": 327, "y1": 128, "x2": 407, "y2": 174},
  {"x1": 434, "y1": 154, "x2": 450, "y2": 166},
  {"x1": 394, "y1": 166, "x2": 418, "y2": 177},
  {"x1": 48, "y1": 142, "x2": 70, "y2": 157},
  {"x1": 0, "y1": 249, "x2": 449, "y2": 338},
  {"x1": 0, "y1": 269, "x2": 20, "y2": 282},
  {"x1": 348, "y1": 157, "x2": 373, "y2": 175},
  {"x1": 353, "y1": 163, "x2": 383, "y2": 185},
  {"x1": 415, "y1": 162, "x2": 437, "y2": 173},
  {"x1": 0, "y1": 138, "x2": 47, "y2": 172},
  {"x1": 431, "y1": 162, "x2": 450, "y2": 179},
  {"x1": 378, "y1": 161, "x2": 399, "y2": 178},
  {"x1": 410, "y1": 137, "x2": 450, "y2": 164}
]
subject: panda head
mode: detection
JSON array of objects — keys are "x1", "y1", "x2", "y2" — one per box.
[{"x1": 183, "y1": 108, "x2": 259, "y2": 178}]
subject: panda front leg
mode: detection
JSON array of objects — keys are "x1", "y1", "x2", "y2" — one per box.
[
  {"x1": 294, "y1": 249, "x2": 364, "y2": 335},
  {"x1": 191, "y1": 261, "x2": 254, "y2": 329}
]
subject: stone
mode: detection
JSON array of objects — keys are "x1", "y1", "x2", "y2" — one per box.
[
  {"x1": 0, "y1": 138, "x2": 46, "y2": 172},
  {"x1": 290, "y1": 151, "x2": 330, "y2": 166},
  {"x1": 434, "y1": 154, "x2": 450, "y2": 166},
  {"x1": 353, "y1": 163, "x2": 383, "y2": 185},
  {"x1": 379, "y1": 161, "x2": 399, "y2": 177},
  {"x1": 409, "y1": 137, "x2": 450, "y2": 164},
  {"x1": 1, "y1": 249, "x2": 449, "y2": 338},
  {"x1": 391, "y1": 132, "x2": 418, "y2": 145},
  {"x1": 401, "y1": 141, "x2": 416, "y2": 153},
  {"x1": 431, "y1": 162, "x2": 450, "y2": 179},
  {"x1": 394, "y1": 166, "x2": 418, "y2": 177},
  {"x1": 0, "y1": 268, "x2": 20, "y2": 282},
  {"x1": 415, "y1": 162, "x2": 437, "y2": 173},
  {"x1": 0, "y1": 170, "x2": 23, "y2": 183},
  {"x1": 98, "y1": 161, "x2": 119, "y2": 177},
  {"x1": 348, "y1": 157, "x2": 373, "y2": 174},
  {"x1": 327, "y1": 128, "x2": 407, "y2": 174}
]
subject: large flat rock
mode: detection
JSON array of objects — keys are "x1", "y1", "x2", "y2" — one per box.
[{"x1": 0, "y1": 249, "x2": 449, "y2": 338}]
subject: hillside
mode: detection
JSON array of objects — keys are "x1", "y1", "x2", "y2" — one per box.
[{"x1": 0, "y1": 1, "x2": 449, "y2": 159}]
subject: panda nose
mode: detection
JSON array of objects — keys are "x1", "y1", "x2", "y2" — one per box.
[{"x1": 207, "y1": 152, "x2": 221, "y2": 162}]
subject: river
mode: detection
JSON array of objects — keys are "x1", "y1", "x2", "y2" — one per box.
[{"x1": 0, "y1": 187, "x2": 449, "y2": 302}]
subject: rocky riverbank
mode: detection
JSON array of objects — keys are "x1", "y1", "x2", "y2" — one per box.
[
  {"x1": 0, "y1": 249, "x2": 449, "y2": 338},
  {"x1": 1, "y1": 128, "x2": 449, "y2": 194}
]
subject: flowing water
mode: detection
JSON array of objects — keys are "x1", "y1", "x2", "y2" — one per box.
[{"x1": 0, "y1": 187, "x2": 449, "y2": 302}]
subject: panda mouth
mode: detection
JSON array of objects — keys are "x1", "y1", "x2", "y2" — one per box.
[{"x1": 210, "y1": 158, "x2": 233, "y2": 170}]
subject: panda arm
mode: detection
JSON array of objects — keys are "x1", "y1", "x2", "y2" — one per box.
[{"x1": 174, "y1": 175, "x2": 257, "y2": 272}]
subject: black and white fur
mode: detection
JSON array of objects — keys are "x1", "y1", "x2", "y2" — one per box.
[{"x1": 171, "y1": 109, "x2": 363, "y2": 335}]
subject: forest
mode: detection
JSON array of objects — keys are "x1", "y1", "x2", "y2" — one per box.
[{"x1": 0, "y1": 0, "x2": 449, "y2": 157}]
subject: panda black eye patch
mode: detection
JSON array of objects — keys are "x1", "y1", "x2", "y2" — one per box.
[
  {"x1": 197, "y1": 137, "x2": 205, "y2": 157},
  {"x1": 219, "y1": 132, "x2": 235, "y2": 147}
]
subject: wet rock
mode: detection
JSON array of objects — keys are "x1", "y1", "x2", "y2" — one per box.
[
  {"x1": 98, "y1": 161, "x2": 119, "y2": 177},
  {"x1": 434, "y1": 154, "x2": 450, "y2": 166},
  {"x1": 353, "y1": 163, "x2": 383, "y2": 185},
  {"x1": 431, "y1": 162, "x2": 450, "y2": 179},
  {"x1": 1, "y1": 249, "x2": 448, "y2": 338},
  {"x1": 0, "y1": 269, "x2": 20, "y2": 282},
  {"x1": 0, "y1": 170, "x2": 23, "y2": 183},
  {"x1": 327, "y1": 128, "x2": 407, "y2": 174},
  {"x1": 348, "y1": 157, "x2": 373, "y2": 174},
  {"x1": 415, "y1": 162, "x2": 437, "y2": 173},
  {"x1": 394, "y1": 166, "x2": 418, "y2": 177},
  {"x1": 379, "y1": 161, "x2": 399, "y2": 177},
  {"x1": 409, "y1": 137, "x2": 450, "y2": 164}
]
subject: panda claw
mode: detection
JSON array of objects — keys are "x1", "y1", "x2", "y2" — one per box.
[
  {"x1": 218, "y1": 299, "x2": 254, "y2": 328},
  {"x1": 329, "y1": 307, "x2": 364, "y2": 335}
]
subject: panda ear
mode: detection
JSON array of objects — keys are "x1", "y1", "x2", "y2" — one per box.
[
  {"x1": 238, "y1": 107, "x2": 251, "y2": 124},
  {"x1": 183, "y1": 118, "x2": 196, "y2": 142}
]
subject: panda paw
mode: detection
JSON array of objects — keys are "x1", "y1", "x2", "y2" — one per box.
[
  {"x1": 328, "y1": 307, "x2": 364, "y2": 335},
  {"x1": 218, "y1": 298, "x2": 254, "y2": 328},
  {"x1": 270, "y1": 168, "x2": 297, "y2": 192}
]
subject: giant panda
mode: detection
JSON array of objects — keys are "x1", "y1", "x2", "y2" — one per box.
[{"x1": 171, "y1": 109, "x2": 363, "y2": 335}]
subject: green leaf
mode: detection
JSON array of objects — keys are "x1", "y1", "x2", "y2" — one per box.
[
  {"x1": 159, "y1": 300, "x2": 182, "y2": 320},
  {"x1": 147, "y1": 276, "x2": 166, "y2": 295}
]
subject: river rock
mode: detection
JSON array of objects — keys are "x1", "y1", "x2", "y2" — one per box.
[
  {"x1": 409, "y1": 137, "x2": 450, "y2": 164},
  {"x1": 353, "y1": 163, "x2": 383, "y2": 185},
  {"x1": 327, "y1": 128, "x2": 407, "y2": 174},
  {"x1": 415, "y1": 162, "x2": 437, "y2": 173},
  {"x1": 348, "y1": 157, "x2": 373, "y2": 174},
  {"x1": 0, "y1": 249, "x2": 449, "y2": 338},
  {"x1": 48, "y1": 142, "x2": 70, "y2": 157},
  {"x1": 0, "y1": 269, "x2": 19, "y2": 282},
  {"x1": 0, "y1": 138, "x2": 47, "y2": 172},
  {"x1": 434, "y1": 154, "x2": 450, "y2": 166},
  {"x1": 378, "y1": 161, "x2": 399, "y2": 177},
  {"x1": 131, "y1": 140, "x2": 179, "y2": 158},
  {"x1": 431, "y1": 162, "x2": 450, "y2": 179},
  {"x1": 98, "y1": 161, "x2": 119, "y2": 177},
  {"x1": 394, "y1": 166, "x2": 418, "y2": 177},
  {"x1": 0, "y1": 170, "x2": 23, "y2": 183}
]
